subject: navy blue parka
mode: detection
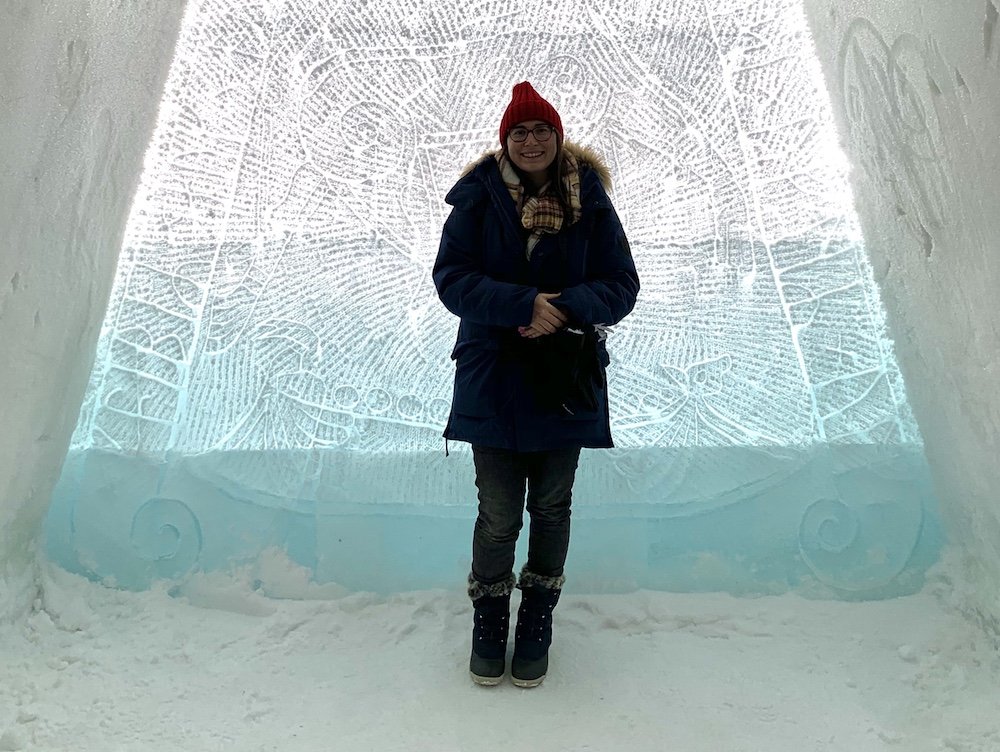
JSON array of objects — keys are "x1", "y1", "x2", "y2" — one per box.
[{"x1": 433, "y1": 142, "x2": 639, "y2": 451}]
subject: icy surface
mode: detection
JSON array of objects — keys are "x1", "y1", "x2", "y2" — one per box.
[
  {"x1": 1, "y1": 559, "x2": 998, "y2": 752},
  {"x1": 72, "y1": 0, "x2": 915, "y2": 454},
  {"x1": 47, "y1": 444, "x2": 942, "y2": 594}
]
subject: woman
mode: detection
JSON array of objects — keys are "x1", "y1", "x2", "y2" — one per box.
[{"x1": 433, "y1": 81, "x2": 639, "y2": 687}]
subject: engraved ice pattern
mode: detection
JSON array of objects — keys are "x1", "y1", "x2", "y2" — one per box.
[
  {"x1": 70, "y1": 0, "x2": 917, "y2": 455},
  {"x1": 49, "y1": 0, "x2": 937, "y2": 595}
]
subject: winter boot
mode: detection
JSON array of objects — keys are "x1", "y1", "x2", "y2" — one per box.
[
  {"x1": 468, "y1": 573, "x2": 515, "y2": 686},
  {"x1": 511, "y1": 568, "x2": 564, "y2": 688}
]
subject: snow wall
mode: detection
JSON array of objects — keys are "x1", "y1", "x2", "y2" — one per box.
[
  {"x1": 38, "y1": 0, "x2": 944, "y2": 600},
  {"x1": 0, "y1": 0, "x2": 189, "y2": 620},
  {"x1": 802, "y1": 0, "x2": 1000, "y2": 633}
]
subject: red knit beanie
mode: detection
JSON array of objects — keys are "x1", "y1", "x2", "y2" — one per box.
[{"x1": 498, "y1": 81, "x2": 563, "y2": 146}]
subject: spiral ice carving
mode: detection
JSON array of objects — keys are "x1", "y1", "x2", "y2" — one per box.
[
  {"x1": 130, "y1": 498, "x2": 203, "y2": 578},
  {"x1": 798, "y1": 483, "x2": 924, "y2": 592},
  {"x1": 800, "y1": 498, "x2": 860, "y2": 554}
]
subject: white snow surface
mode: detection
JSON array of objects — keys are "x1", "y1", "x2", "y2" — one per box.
[{"x1": 1, "y1": 556, "x2": 998, "y2": 752}]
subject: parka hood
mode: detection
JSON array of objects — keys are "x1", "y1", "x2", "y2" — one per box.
[{"x1": 459, "y1": 140, "x2": 612, "y2": 193}]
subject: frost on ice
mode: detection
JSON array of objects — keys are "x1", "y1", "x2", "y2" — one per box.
[{"x1": 71, "y1": 0, "x2": 917, "y2": 456}]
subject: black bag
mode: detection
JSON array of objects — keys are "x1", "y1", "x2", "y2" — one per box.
[
  {"x1": 522, "y1": 326, "x2": 603, "y2": 416},
  {"x1": 515, "y1": 232, "x2": 604, "y2": 415}
]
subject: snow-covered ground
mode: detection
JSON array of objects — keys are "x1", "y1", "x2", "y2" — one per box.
[{"x1": 1, "y1": 559, "x2": 998, "y2": 752}]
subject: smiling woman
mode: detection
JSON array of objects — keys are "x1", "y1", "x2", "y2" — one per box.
[
  {"x1": 433, "y1": 80, "x2": 641, "y2": 688},
  {"x1": 506, "y1": 122, "x2": 558, "y2": 184},
  {"x1": 500, "y1": 83, "x2": 562, "y2": 195}
]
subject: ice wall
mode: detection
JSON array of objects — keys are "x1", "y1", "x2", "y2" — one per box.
[
  {"x1": 803, "y1": 0, "x2": 1000, "y2": 630},
  {"x1": 69, "y1": 0, "x2": 917, "y2": 456},
  {"x1": 43, "y1": 0, "x2": 943, "y2": 596},
  {"x1": 0, "y1": 0, "x2": 187, "y2": 619}
]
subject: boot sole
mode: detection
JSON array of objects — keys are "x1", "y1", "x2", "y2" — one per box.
[
  {"x1": 470, "y1": 672, "x2": 504, "y2": 686},
  {"x1": 511, "y1": 674, "x2": 546, "y2": 688}
]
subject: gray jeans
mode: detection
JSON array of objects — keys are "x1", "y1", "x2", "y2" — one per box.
[{"x1": 470, "y1": 445, "x2": 582, "y2": 585}]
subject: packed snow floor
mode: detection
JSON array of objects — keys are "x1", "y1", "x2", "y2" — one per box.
[{"x1": 2, "y1": 563, "x2": 999, "y2": 752}]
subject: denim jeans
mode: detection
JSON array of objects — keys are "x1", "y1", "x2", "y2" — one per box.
[{"x1": 470, "y1": 445, "x2": 582, "y2": 585}]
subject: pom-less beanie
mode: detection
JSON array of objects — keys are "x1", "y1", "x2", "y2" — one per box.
[{"x1": 499, "y1": 81, "x2": 564, "y2": 145}]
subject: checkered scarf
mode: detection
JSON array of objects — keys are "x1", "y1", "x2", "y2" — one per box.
[{"x1": 496, "y1": 149, "x2": 582, "y2": 259}]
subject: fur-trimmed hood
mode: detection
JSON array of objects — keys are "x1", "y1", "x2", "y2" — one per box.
[{"x1": 459, "y1": 140, "x2": 612, "y2": 193}]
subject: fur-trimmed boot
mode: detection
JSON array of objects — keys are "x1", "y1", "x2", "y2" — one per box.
[
  {"x1": 468, "y1": 573, "x2": 516, "y2": 686},
  {"x1": 511, "y1": 568, "x2": 564, "y2": 688}
]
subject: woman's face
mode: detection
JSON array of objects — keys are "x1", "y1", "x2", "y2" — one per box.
[{"x1": 505, "y1": 120, "x2": 558, "y2": 179}]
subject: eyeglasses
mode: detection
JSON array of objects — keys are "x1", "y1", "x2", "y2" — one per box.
[{"x1": 508, "y1": 124, "x2": 554, "y2": 142}]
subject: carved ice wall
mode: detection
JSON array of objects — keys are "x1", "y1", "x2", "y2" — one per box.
[
  {"x1": 71, "y1": 0, "x2": 917, "y2": 454},
  {"x1": 45, "y1": 0, "x2": 943, "y2": 594},
  {"x1": 803, "y1": 0, "x2": 1000, "y2": 627}
]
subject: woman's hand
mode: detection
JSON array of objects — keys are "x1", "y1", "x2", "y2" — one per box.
[{"x1": 520, "y1": 293, "x2": 568, "y2": 338}]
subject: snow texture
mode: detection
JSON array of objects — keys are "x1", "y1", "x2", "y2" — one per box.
[
  {"x1": 802, "y1": 0, "x2": 1000, "y2": 633},
  {"x1": 0, "y1": 0, "x2": 188, "y2": 620},
  {"x1": 0, "y1": 555, "x2": 998, "y2": 751}
]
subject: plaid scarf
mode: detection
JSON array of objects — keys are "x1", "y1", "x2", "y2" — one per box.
[{"x1": 496, "y1": 149, "x2": 582, "y2": 258}]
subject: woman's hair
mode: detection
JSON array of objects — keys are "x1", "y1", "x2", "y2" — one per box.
[{"x1": 504, "y1": 134, "x2": 573, "y2": 219}]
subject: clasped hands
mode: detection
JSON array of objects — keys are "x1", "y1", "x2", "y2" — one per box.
[{"x1": 518, "y1": 292, "x2": 568, "y2": 339}]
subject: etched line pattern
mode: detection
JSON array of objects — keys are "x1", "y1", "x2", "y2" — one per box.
[{"x1": 70, "y1": 0, "x2": 919, "y2": 453}]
